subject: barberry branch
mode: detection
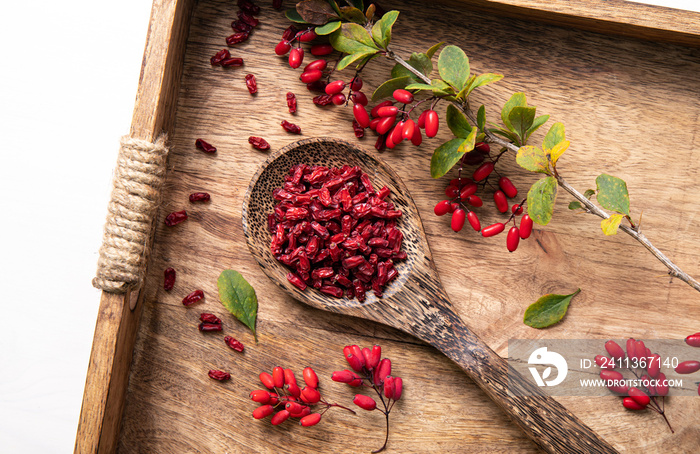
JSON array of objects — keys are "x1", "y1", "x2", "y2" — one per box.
[{"x1": 386, "y1": 49, "x2": 700, "y2": 293}]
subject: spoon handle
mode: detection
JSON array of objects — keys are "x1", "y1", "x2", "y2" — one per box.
[{"x1": 415, "y1": 303, "x2": 618, "y2": 454}]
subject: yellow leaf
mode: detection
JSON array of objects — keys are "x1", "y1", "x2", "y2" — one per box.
[
  {"x1": 548, "y1": 139, "x2": 570, "y2": 166},
  {"x1": 601, "y1": 213, "x2": 625, "y2": 235}
]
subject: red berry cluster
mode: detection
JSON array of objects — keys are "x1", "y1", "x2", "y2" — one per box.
[
  {"x1": 332, "y1": 344, "x2": 402, "y2": 453},
  {"x1": 680, "y1": 332, "x2": 700, "y2": 396},
  {"x1": 269, "y1": 164, "x2": 406, "y2": 301},
  {"x1": 433, "y1": 150, "x2": 533, "y2": 251},
  {"x1": 250, "y1": 366, "x2": 355, "y2": 427},
  {"x1": 597, "y1": 339, "x2": 673, "y2": 431}
]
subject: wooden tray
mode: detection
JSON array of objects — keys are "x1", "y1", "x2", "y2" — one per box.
[{"x1": 76, "y1": 0, "x2": 700, "y2": 452}]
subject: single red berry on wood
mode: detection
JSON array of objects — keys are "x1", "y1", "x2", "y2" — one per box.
[
  {"x1": 604, "y1": 340, "x2": 626, "y2": 359},
  {"x1": 253, "y1": 405, "x2": 274, "y2": 419},
  {"x1": 676, "y1": 360, "x2": 700, "y2": 374},
  {"x1": 352, "y1": 103, "x2": 370, "y2": 128},
  {"x1": 506, "y1": 226, "x2": 520, "y2": 252},
  {"x1": 451, "y1": 208, "x2": 466, "y2": 232},
  {"x1": 325, "y1": 80, "x2": 346, "y2": 95},
  {"x1": 304, "y1": 59, "x2": 327, "y2": 72},
  {"x1": 195, "y1": 138, "x2": 216, "y2": 153},
  {"x1": 424, "y1": 110, "x2": 439, "y2": 137},
  {"x1": 298, "y1": 29, "x2": 317, "y2": 42},
  {"x1": 434, "y1": 200, "x2": 451, "y2": 216},
  {"x1": 499, "y1": 176, "x2": 518, "y2": 198},
  {"x1": 465, "y1": 195, "x2": 482, "y2": 207},
  {"x1": 275, "y1": 40, "x2": 291, "y2": 55},
  {"x1": 371, "y1": 101, "x2": 394, "y2": 117},
  {"x1": 271, "y1": 410, "x2": 290, "y2": 425},
  {"x1": 402, "y1": 119, "x2": 415, "y2": 140},
  {"x1": 272, "y1": 366, "x2": 285, "y2": 388},
  {"x1": 281, "y1": 120, "x2": 301, "y2": 134},
  {"x1": 685, "y1": 333, "x2": 700, "y2": 347},
  {"x1": 182, "y1": 289, "x2": 203, "y2": 306},
  {"x1": 259, "y1": 372, "x2": 275, "y2": 390},
  {"x1": 467, "y1": 211, "x2": 481, "y2": 231},
  {"x1": 481, "y1": 222, "x2": 505, "y2": 237},
  {"x1": 628, "y1": 387, "x2": 650, "y2": 407},
  {"x1": 288, "y1": 47, "x2": 304, "y2": 68},
  {"x1": 300, "y1": 413, "x2": 322, "y2": 427},
  {"x1": 473, "y1": 162, "x2": 494, "y2": 182},
  {"x1": 353, "y1": 394, "x2": 377, "y2": 411},
  {"x1": 189, "y1": 192, "x2": 210, "y2": 202},
  {"x1": 310, "y1": 43, "x2": 333, "y2": 56},
  {"x1": 250, "y1": 390, "x2": 271, "y2": 404},
  {"x1": 210, "y1": 48, "x2": 231, "y2": 65},
  {"x1": 622, "y1": 397, "x2": 646, "y2": 411},
  {"x1": 303, "y1": 366, "x2": 319, "y2": 388},
  {"x1": 494, "y1": 190, "x2": 508, "y2": 213},
  {"x1": 520, "y1": 215, "x2": 534, "y2": 239},
  {"x1": 300, "y1": 69, "x2": 323, "y2": 83},
  {"x1": 331, "y1": 93, "x2": 346, "y2": 105},
  {"x1": 392, "y1": 89, "x2": 413, "y2": 104},
  {"x1": 350, "y1": 77, "x2": 363, "y2": 91}
]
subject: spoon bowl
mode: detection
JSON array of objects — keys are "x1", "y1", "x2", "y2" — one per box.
[{"x1": 242, "y1": 137, "x2": 617, "y2": 454}]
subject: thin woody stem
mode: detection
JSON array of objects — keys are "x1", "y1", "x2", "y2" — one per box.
[{"x1": 386, "y1": 49, "x2": 700, "y2": 293}]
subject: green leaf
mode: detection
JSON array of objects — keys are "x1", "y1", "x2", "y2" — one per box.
[
  {"x1": 315, "y1": 20, "x2": 341, "y2": 35},
  {"x1": 391, "y1": 52, "x2": 432, "y2": 81},
  {"x1": 339, "y1": 5, "x2": 366, "y2": 23},
  {"x1": 336, "y1": 51, "x2": 377, "y2": 71},
  {"x1": 296, "y1": 0, "x2": 338, "y2": 24},
  {"x1": 542, "y1": 122, "x2": 566, "y2": 152},
  {"x1": 404, "y1": 83, "x2": 435, "y2": 91},
  {"x1": 489, "y1": 127, "x2": 518, "y2": 144},
  {"x1": 431, "y1": 79, "x2": 453, "y2": 95},
  {"x1": 330, "y1": 23, "x2": 379, "y2": 55},
  {"x1": 501, "y1": 92, "x2": 527, "y2": 132},
  {"x1": 458, "y1": 72, "x2": 503, "y2": 99},
  {"x1": 584, "y1": 189, "x2": 595, "y2": 199},
  {"x1": 437, "y1": 45, "x2": 469, "y2": 90},
  {"x1": 595, "y1": 174, "x2": 630, "y2": 216},
  {"x1": 431, "y1": 138, "x2": 471, "y2": 178},
  {"x1": 526, "y1": 114, "x2": 549, "y2": 141},
  {"x1": 568, "y1": 201, "x2": 583, "y2": 210},
  {"x1": 601, "y1": 213, "x2": 625, "y2": 235},
  {"x1": 371, "y1": 76, "x2": 411, "y2": 101},
  {"x1": 285, "y1": 8, "x2": 308, "y2": 23},
  {"x1": 477, "y1": 105, "x2": 486, "y2": 131},
  {"x1": 527, "y1": 176, "x2": 558, "y2": 225},
  {"x1": 426, "y1": 42, "x2": 445, "y2": 59},
  {"x1": 516, "y1": 145, "x2": 550, "y2": 174},
  {"x1": 446, "y1": 104, "x2": 472, "y2": 138},
  {"x1": 524, "y1": 289, "x2": 581, "y2": 329},
  {"x1": 218, "y1": 270, "x2": 258, "y2": 341},
  {"x1": 371, "y1": 10, "x2": 399, "y2": 49},
  {"x1": 508, "y1": 106, "x2": 536, "y2": 145}
]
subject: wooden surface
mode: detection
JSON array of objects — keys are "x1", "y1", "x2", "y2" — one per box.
[
  {"x1": 97, "y1": 0, "x2": 700, "y2": 452},
  {"x1": 74, "y1": 0, "x2": 195, "y2": 452}
]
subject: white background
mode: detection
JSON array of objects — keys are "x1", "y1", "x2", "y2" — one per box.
[{"x1": 0, "y1": 1, "x2": 697, "y2": 452}]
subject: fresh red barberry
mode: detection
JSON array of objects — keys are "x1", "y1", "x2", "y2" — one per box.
[
  {"x1": 284, "y1": 368, "x2": 298, "y2": 387},
  {"x1": 384, "y1": 376, "x2": 395, "y2": 399},
  {"x1": 275, "y1": 40, "x2": 291, "y2": 55},
  {"x1": 411, "y1": 126, "x2": 422, "y2": 146},
  {"x1": 376, "y1": 116, "x2": 396, "y2": 135},
  {"x1": 300, "y1": 413, "x2": 322, "y2": 426},
  {"x1": 303, "y1": 366, "x2": 319, "y2": 388},
  {"x1": 300, "y1": 69, "x2": 323, "y2": 83},
  {"x1": 250, "y1": 390, "x2": 271, "y2": 404},
  {"x1": 353, "y1": 103, "x2": 371, "y2": 128},
  {"x1": 249, "y1": 136, "x2": 270, "y2": 151},
  {"x1": 349, "y1": 77, "x2": 363, "y2": 91},
  {"x1": 301, "y1": 386, "x2": 321, "y2": 403},
  {"x1": 494, "y1": 190, "x2": 508, "y2": 213},
  {"x1": 685, "y1": 333, "x2": 700, "y2": 347},
  {"x1": 259, "y1": 372, "x2": 275, "y2": 390},
  {"x1": 253, "y1": 405, "x2": 274, "y2": 419},
  {"x1": 304, "y1": 59, "x2": 327, "y2": 72},
  {"x1": 434, "y1": 200, "x2": 451, "y2": 216},
  {"x1": 298, "y1": 29, "x2": 317, "y2": 42},
  {"x1": 499, "y1": 176, "x2": 518, "y2": 198},
  {"x1": 622, "y1": 397, "x2": 646, "y2": 411},
  {"x1": 402, "y1": 119, "x2": 415, "y2": 140},
  {"x1": 189, "y1": 192, "x2": 210, "y2": 202},
  {"x1": 286, "y1": 92, "x2": 297, "y2": 113},
  {"x1": 451, "y1": 208, "x2": 466, "y2": 232},
  {"x1": 182, "y1": 289, "x2": 204, "y2": 306},
  {"x1": 310, "y1": 43, "x2": 333, "y2": 56},
  {"x1": 282, "y1": 25, "x2": 297, "y2": 41},
  {"x1": 464, "y1": 195, "x2": 482, "y2": 207},
  {"x1": 675, "y1": 360, "x2": 700, "y2": 374},
  {"x1": 353, "y1": 394, "x2": 377, "y2": 411},
  {"x1": 390, "y1": 121, "x2": 405, "y2": 145},
  {"x1": 467, "y1": 211, "x2": 481, "y2": 231},
  {"x1": 200, "y1": 313, "x2": 222, "y2": 324},
  {"x1": 210, "y1": 48, "x2": 231, "y2": 65},
  {"x1": 656, "y1": 373, "x2": 669, "y2": 396},
  {"x1": 272, "y1": 366, "x2": 285, "y2": 388},
  {"x1": 628, "y1": 387, "x2": 651, "y2": 406},
  {"x1": 281, "y1": 120, "x2": 301, "y2": 134},
  {"x1": 331, "y1": 93, "x2": 346, "y2": 105},
  {"x1": 506, "y1": 226, "x2": 520, "y2": 252},
  {"x1": 351, "y1": 91, "x2": 368, "y2": 106},
  {"x1": 473, "y1": 162, "x2": 494, "y2": 182},
  {"x1": 163, "y1": 267, "x2": 176, "y2": 290},
  {"x1": 195, "y1": 138, "x2": 216, "y2": 153},
  {"x1": 288, "y1": 47, "x2": 304, "y2": 68},
  {"x1": 226, "y1": 32, "x2": 250, "y2": 45},
  {"x1": 208, "y1": 369, "x2": 231, "y2": 381},
  {"x1": 325, "y1": 80, "x2": 346, "y2": 95},
  {"x1": 332, "y1": 369, "x2": 358, "y2": 383},
  {"x1": 224, "y1": 336, "x2": 245, "y2": 352},
  {"x1": 392, "y1": 89, "x2": 413, "y2": 104},
  {"x1": 376, "y1": 105, "x2": 398, "y2": 117},
  {"x1": 511, "y1": 203, "x2": 523, "y2": 215},
  {"x1": 371, "y1": 101, "x2": 394, "y2": 117},
  {"x1": 520, "y1": 214, "x2": 534, "y2": 239},
  {"x1": 474, "y1": 141, "x2": 490, "y2": 154},
  {"x1": 481, "y1": 222, "x2": 505, "y2": 237},
  {"x1": 424, "y1": 110, "x2": 439, "y2": 137},
  {"x1": 459, "y1": 183, "x2": 478, "y2": 200},
  {"x1": 271, "y1": 410, "x2": 290, "y2": 425},
  {"x1": 604, "y1": 340, "x2": 626, "y2": 360}
]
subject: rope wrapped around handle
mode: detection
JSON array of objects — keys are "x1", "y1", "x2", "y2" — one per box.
[{"x1": 92, "y1": 135, "x2": 169, "y2": 293}]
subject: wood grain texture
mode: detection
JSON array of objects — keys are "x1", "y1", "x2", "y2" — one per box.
[
  {"x1": 93, "y1": 0, "x2": 700, "y2": 452},
  {"x1": 74, "y1": 0, "x2": 195, "y2": 452},
  {"x1": 446, "y1": 0, "x2": 700, "y2": 48}
]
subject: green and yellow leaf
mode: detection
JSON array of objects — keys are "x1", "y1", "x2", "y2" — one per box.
[
  {"x1": 437, "y1": 45, "x2": 470, "y2": 91},
  {"x1": 446, "y1": 104, "x2": 472, "y2": 138},
  {"x1": 527, "y1": 176, "x2": 558, "y2": 225},
  {"x1": 371, "y1": 10, "x2": 399, "y2": 49},
  {"x1": 430, "y1": 138, "x2": 470, "y2": 178},
  {"x1": 595, "y1": 174, "x2": 630, "y2": 216},
  {"x1": 524, "y1": 289, "x2": 581, "y2": 329},
  {"x1": 516, "y1": 145, "x2": 550, "y2": 174}
]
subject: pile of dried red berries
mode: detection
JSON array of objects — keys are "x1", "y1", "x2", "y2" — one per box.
[
  {"x1": 250, "y1": 366, "x2": 355, "y2": 427},
  {"x1": 269, "y1": 164, "x2": 406, "y2": 301}
]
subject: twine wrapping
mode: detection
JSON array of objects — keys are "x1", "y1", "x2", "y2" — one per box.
[{"x1": 92, "y1": 135, "x2": 169, "y2": 293}]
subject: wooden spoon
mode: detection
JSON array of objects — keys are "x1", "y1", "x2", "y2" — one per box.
[{"x1": 242, "y1": 137, "x2": 618, "y2": 454}]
